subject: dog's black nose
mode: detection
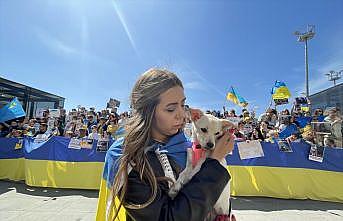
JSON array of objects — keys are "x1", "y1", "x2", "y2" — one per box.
[{"x1": 206, "y1": 142, "x2": 214, "y2": 148}]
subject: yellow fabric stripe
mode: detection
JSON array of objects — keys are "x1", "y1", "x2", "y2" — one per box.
[
  {"x1": 227, "y1": 92, "x2": 239, "y2": 104},
  {"x1": 24, "y1": 159, "x2": 104, "y2": 189},
  {"x1": 96, "y1": 166, "x2": 343, "y2": 220},
  {"x1": 228, "y1": 166, "x2": 343, "y2": 203},
  {"x1": 272, "y1": 86, "x2": 291, "y2": 99},
  {"x1": 0, "y1": 158, "x2": 25, "y2": 181},
  {"x1": 96, "y1": 178, "x2": 126, "y2": 221}
]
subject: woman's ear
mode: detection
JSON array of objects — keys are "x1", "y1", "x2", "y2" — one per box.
[{"x1": 189, "y1": 108, "x2": 203, "y2": 122}]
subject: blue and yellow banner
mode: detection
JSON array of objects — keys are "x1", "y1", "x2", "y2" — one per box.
[
  {"x1": 23, "y1": 136, "x2": 110, "y2": 189},
  {"x1": 226, "y1": 141, "x2": 343, "y2": 203},
  {"x1": 1, "y1": 134, "x2": 342, "y2": 221},
  {"x1": 0, "y1": 97, "x2": 26, "y2": 122},
  {"x1": 0, "y1": 137, "x2": 25, "y2": 181},
  {"x1": 226, "y1": 86, "x2": 248, "y2": 107}
]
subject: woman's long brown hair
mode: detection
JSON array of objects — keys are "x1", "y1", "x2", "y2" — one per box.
[{"x1": 111, "y1": 68, "x2": 183, "y2": 220}]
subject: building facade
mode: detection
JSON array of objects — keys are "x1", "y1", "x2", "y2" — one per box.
[
  {"x1": 0, "y1": 77, "x2": 65, "y2": 118},
  {"x1": 309, "y1": 83, "x2": 343, "y2": 112}
]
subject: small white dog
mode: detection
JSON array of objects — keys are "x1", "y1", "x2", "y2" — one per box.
[{"x1": 169, "y1": 108, "x2": 236, "y2": 220}]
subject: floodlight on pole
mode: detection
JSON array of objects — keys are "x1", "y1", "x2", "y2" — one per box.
[
  {"x1": 326, "y1": 70, "x2": 342, "y2": 86},
  {"x1": 294, "y1": 25, "x2": 315, "y2": 98}
]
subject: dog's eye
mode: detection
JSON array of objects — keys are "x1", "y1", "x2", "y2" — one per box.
[
  {"x1": 215, "y1": 132, "x2": 220, "y2": 135},
  {"x1": 201, "y1": 128, "x2": 208, "y2": 133}
]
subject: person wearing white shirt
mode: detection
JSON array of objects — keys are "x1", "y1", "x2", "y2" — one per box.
[{"x1": 88, "y1": 125, "x2": 99, "y2": 140}]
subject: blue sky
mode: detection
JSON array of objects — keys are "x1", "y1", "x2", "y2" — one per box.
[{"x1": 1, "y1": 0, "x2": 342, "y2": 115}]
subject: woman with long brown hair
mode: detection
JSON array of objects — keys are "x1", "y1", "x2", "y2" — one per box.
[{"x1": 97, "y1": 68, "x2": 234, "y2": 221}]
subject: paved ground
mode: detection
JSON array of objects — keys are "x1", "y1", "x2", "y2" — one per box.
[{"x1": 0, "y1": 180, "x2": 342, "y2": 221}]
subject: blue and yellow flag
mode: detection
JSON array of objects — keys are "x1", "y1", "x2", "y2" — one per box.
[
  {"x1": 96, "y1": 131, "x2": 192, "y2": 221},
  {"x1": 226, "y1": 86, "x2": 248, "y2": 107},
  {"x1": 271, "y1": 81, "x2": 291, "y2": 100},
  {"x1": 0, "y1": 97, "x2": 26, "y2": 122}
]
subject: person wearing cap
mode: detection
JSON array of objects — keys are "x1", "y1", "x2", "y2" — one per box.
[
  {"x1": 107, "y1": 120, "x2": 118, "y2": 137},
  {"x1": 88, "y1": 125, "x2": 99, "y2": 140},
  {"x1": 242, "y1": 110, "x2": 251, "y2": 122},
  {"x1": 87, "y1": 115, "x2": 97, "y2": 133},
  {"x1": 77, "y1": 125, "x2": 88, "y2": 139}
]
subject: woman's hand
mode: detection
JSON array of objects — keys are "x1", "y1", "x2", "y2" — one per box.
[{"x1": 209, "y1": 130, "x2": 235, "y2": 161}]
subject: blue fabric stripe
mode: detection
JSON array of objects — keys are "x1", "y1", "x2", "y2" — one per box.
[
  {"x1": 295, "y1": 116, "x2": 312, "y2": 128},
  {"x1": 231, "y1": 87, "x2": 247, "y2": 104},
  {"x1": 271, "y1": 80, "x2": 287, "y2": 94},
  {"x1": 23, "y1": 136, "x2": 108, "y2": 162},
  {"x1": 226, "y1": 141, "x2": 343, "y2": 173},
  {"x1": 1, "y1": 136, "x2": 342, "y2": 179},
  {"x1": 0, "y1": 138, "x2": 24, "y2": 159},
  {"x1": 102, "y1": 132, "x2": 191, "y2": 188}
]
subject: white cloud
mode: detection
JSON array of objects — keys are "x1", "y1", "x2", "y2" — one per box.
[
  {"x1": 33, "y1": 27, "x2": 111, "y2": 66},
  {"x1": 35, "y1": 28, "x2": 78, "y2": 56},
  {"x1": 169, "y1": 60, "x2": 227, "y2": 97},
  {"x1": 184, "y1": 81, "x2": 205, "y2": 90}
]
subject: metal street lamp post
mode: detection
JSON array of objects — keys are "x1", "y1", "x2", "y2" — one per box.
[
  {"x1": 294, "y1": 25, "x2": 315, "y2": 98},
  {"x1": 326, "y1": 70, "x2": 342, "y2": 86}
]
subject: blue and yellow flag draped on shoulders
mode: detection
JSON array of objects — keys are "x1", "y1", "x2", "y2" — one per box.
[
  {"x1": 0, "y1": 97, "x2": 26, "y2": 122},
  {"x1": 226, "y1": 86, "x2": 248, "y2": 108},
  {"x1": 96, "y1": 131, "x2": 192, "y2": 221}
]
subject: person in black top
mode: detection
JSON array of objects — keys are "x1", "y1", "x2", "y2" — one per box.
[{"x1": 108, "y1": 68, "x2": 234, "y2": 221}]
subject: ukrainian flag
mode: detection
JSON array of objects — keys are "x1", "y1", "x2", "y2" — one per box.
[
  {"x1": 0, "y1": 138, "x2": 25, "y2": 181},
  {"x1": 0, "y1": 97, "x2": 26, "y2": 122},
  {"x1": 271, "y1": 81, "x2": 291, "y2": 100},
  {"x1": 96, "y1": 132, "x2": 191, "y2": 221},
  {"x1": 226, "y1": 86, "x2": 248, "y2": 107}
]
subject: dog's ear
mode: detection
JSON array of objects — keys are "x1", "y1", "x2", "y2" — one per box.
[
  {"x1": 189, "y1": 108, "x2": 203, "y2": 122},
  {"x1": 220, "y1": 119, "x2": 237, "y2": 130}
]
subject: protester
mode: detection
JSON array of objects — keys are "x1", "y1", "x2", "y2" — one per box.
[
  {"x1": 77, "y1": 125, "x2": 88, "y2": 139},
  {"x1": 106, "y1": 120, "x2": 118, "y2": 137},
  {"x1": 101, "y1": 68, "x2": 235, "y2": 221},
  {"x1": 0, "y1": 123, "x2": 9, "y2": 137},
  {"x1": 87, "y1": 115, "x2": 97, "y2": 133},
  {"x1": 260, "y1": 121, "x2": 269, "y2": 140},
  {"x1": 34, "y1": 123, "x2": 51, "y2": 140},
  {"x1": 324, "y1": 107, "x2": 342, "y2": 147},
  {"x1": 88, "y1": 125, "x2": 99, "y2": 140},
  {"x1": 1, "y1": 85, "x2": 341, "y2": 149}
]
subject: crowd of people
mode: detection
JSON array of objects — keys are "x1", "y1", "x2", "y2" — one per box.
[
  {"x1": 0, "y1": 106, "x2": 129, "y2": 142},
  {"x1": 200, "y1": 105, "x2": 342, "y2": 148},
  {"x1": 0, "y1": 102, "x2": 342, "y2": 148}
]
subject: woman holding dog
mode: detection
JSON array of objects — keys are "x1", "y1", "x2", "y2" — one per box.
[{"x1": 97, "y1": 68, "x2": 235, "y2": 221}]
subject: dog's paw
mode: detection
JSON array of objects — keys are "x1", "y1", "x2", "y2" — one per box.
[
  {"x1": 168, "y1": 179, "x2": 184, "y2": 199},
  {"x1": 168, "y1": 185, "x2": 179, "y2": 199}
]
